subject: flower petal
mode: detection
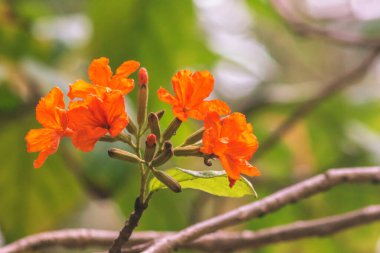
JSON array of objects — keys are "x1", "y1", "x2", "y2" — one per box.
[
  {"x1": 188, "y1": 99, "x2": 231, "y2": 120},
  {"x1": 219, "y1": 155, "x2": 241, "y2": 181},
  {"x1": 68, "y1": 79, "x2": 96, "y2": 100},
  {"x1": 220, "y1": 112, "x2": 249, "y2": 139},
  {"x1": 25, "y1": 128, "x2": 61, "y2": 168},
  {"x1": 68, "y1": 96, "x2": 106, "y2": 131},
  {"x1": 188, "y1": 70, "x2": 214, "y2": 107},
  {"x1": 68, "y1": 100, "x2": 88, "y2": 110},
  {"x1": 71, "y1": 127, "x2": 108, "y2": 152},
  {"x1": 36, "y1": 87, "x2": 67, "y2": 130},
  {"x1": 114, "y1": 60, "x2": 140, "y2": 78},
  {"x1": 102, "y1": 92, "x2": 128, "y2": 137},
  {"x1": 88, "y1": 57, "x2": 112, "y2": 86},
  {"x1": 109, "y1": 77, "x2": 135, "y2": 95},
  {"x1": 171, "y1": 70, "x2": 193, "y2": 105},
  {"x1": 238, "y1": 160, "x2": 260, "y2": 177},
  {"x1": 157, "y1": 87, "x2": 178, "y2": 105},
  {"x1": 200, "y1": 112, "x2": 221, "y2": 153}
]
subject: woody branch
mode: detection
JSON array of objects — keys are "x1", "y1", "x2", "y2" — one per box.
[
  {"x1": 123, "y1": 204, "x2": 380, "y2": 252},
  {"x1": 258, "y1": 45, "x2": 380, "y2": 156},
  {"x1": 253, "y1": 0, "x2": 380, "y2": 155},
  {"x1": 143, "y1": 167, "x2": 380, "y2": 253}
]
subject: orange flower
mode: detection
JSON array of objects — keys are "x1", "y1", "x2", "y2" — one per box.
[
  {"x1": 68, "y1": 57, "x2": 140, "y2": 100},
  {"x1": 25, "y1": 87, "x2": 72, "y2": 168},
  {"x1": 200, "y1": 112, "x2": 260, "y2": 187},
  {"x1": 157, "y1": 70, "x2": 231, "y2": 121},
  {"x1": 68, "y1": 92, "x2": 128, "y2": 152}
]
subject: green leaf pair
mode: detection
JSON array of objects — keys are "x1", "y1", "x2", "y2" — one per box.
[{"x1": 149, "y1": 168, "x2": 257, "y2": 198}]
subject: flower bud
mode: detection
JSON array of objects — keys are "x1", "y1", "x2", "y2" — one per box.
[
  {"x1": 152, "y1": 168, "x2": 181, "y2": 193},
  {"x1": 162, "y1": 118, "x2": 182, "y2": 142},
  {"x1": 117, "y1": 132, "x2": 136, "y2": 149},
  {"x1": 146, "y1": 134, "x2": 157, "y2": 147},
  {"x1": 151, "y1": 141, "x2": 173, "y2": 167},
  {"x1": 138, "y1": 67, "x2": 148, "y2": 87},
  {"x1": 181, "y1": 127, "x2": 204, "y2": 146},
  {"x1": 108, "y1": 148, "x2": 144, "y2": 163},
  {"x1": 137, "y1": 68, "x2": 148, "y2": 127},
  {"x1": 144, "y1": 134, "x2": 157, "y2": 163},
  {"x1": 173, "y1": 146, "x2": 202, "y2": 157},
  {"x1": 148, "y1": 112, "x2": 161, "y2": 140},
  {"x1": 100, "y1": 134, "x2": 116, "y2": 142},
  {"x1": 156, "y1": 110, "x2": 165, "y2": 120},
  {"x1": 117, "y1": 132, "x2": 133, "y2": 143},
  {"x1": 126, "y1": 116, "x2": 137, "y2": 136}
]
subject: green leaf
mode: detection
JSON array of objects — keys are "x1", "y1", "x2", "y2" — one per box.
[{"x1": 149, "y1": 168, "x2": 257, "y2": 198}]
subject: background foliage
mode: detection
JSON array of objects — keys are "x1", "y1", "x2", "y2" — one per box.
[{"x1": 0, "y1": 0, "x2": 379, "y2": 252}]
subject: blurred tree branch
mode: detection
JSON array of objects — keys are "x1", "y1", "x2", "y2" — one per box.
[
  {"x1": 270, "y1": 0, "x2": 380, "y2": 47},
  {"x1": 0, "y1": 167, "x2": 379, "y2": 253},
  {"x1": 258, "y1": 47, "x2": 380, "y2": 156},
  {"x1": 241, "y1": 0, "x2": 380, "y2": 157},
  {"x1": 60, "y1": 147, "x2": 114, "y2": 199},
  {"x1": 124, "y1": 204, "x2": 380, "y2": 252},
  {"x1": 143, "y1": 167, "x2": 380, "y2": 253}
]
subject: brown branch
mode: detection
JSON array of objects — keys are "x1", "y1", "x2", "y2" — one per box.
[
  {"x1": 270, "y1": 0, "x2": 380, "y2": 47},
  {"x1": 0, "y1": 229, "x2": 117, "y2": 253},
  {"x1": 257, "y1": 47, "x2": 380, "y2": 156},
  {"x1": 143, "y1": 167, "x2": 380, "y2": 253},
  {"x1": 180, "y1": 205, "x2": 380, "y2": 252},
  {"x1": 0, "y1": 230, "x2": 171, "y2": 253},
  {"x1": 1, "y1": 204, "x2": 380, "y2": 253},
  {"x1": 108, "y1": 197, "x2": 148, "y2": 253}
]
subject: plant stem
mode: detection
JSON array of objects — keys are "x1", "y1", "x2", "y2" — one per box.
[
  {"x1": 108, "y1": 126, "x2": 150, "y2": 253},
  {"x1": 108, "y1": 197, "x2": 148, "y2": 253}
]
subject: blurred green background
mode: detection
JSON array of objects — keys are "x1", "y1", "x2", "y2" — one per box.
[{"x1": 0, "y1": 0, "x2": 380, "y2": 252}]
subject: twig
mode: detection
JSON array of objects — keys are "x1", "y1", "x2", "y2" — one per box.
[
  {"x1": 270, "y1": 0, "x2": 380, "y2": 47},
  {"x1": 2, "y1": 204, "x2": 380, "y2": 253},
  {"x1": 143, "y1": 167, "x2": 380, "y2": 253},
  {"x1": 108, "y1": 197, "x2": 148, "y2": 253},
  {"x1": 258, "y1": 47, "x2": 380, "y2": 156}
]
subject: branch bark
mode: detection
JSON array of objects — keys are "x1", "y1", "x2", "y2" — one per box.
[
  {"x1": 143, "y1": 167, "x2": 380, "y2": 253},
  {"x1": 1, "y1": 204, "x2": 380, "y2": 253},
  {"x1": 258, "y1": 47, "x2": 380, "y2": 156},
  {"x1": 108, "y1": 197, "x2": 148, "y2": 253},
  {"x1": 270, "y1": 0, "x2": 380, "y2": 47}
]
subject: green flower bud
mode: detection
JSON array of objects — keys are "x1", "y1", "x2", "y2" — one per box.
[
  {"x1": 152, "y1": 168, "x2": 181, "y2": 193},
  {"x1": 151, "y1": 141, "x2": 173, "y2": 167},
  {"x1": 108, "y1": 148, "x2": 144, "y2": 163}
]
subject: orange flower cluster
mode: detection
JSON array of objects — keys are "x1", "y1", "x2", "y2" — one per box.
[
  {"x1": 158, "y1": 70, "x2": 259, "y2": 187},
  {"x1": 157, "y1": 70, "x2": 231, "y2": 121},
  {"x1": 26, "y1": 58, "x2": 139, "y2": 168},
  {"x1": 26, "y1": 58, "x2": 259, "y2": 187},
  {"x1": 200, "y1": 112, "x2": 260, "y2": 187}
]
